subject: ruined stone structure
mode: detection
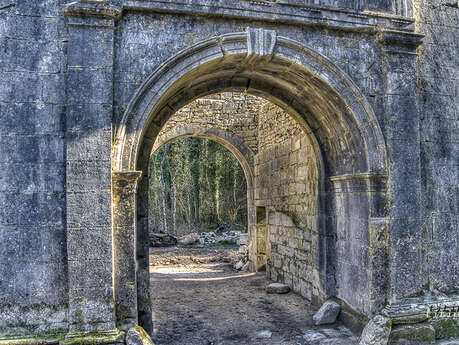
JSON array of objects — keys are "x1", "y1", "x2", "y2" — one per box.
[{"x1": 0, "y1": 0, "x2": 457, "y2": 344}]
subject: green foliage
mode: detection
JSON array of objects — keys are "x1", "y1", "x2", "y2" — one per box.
[{"x1": 149, "y1": 137, "x2": 247, "y2": 236}]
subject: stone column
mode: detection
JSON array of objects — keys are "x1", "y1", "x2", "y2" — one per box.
[
  {"x1": 377, "y1": 30, "x2": 424, "y2": 302},
  {"x1": 63, "y1": 0, "x2": 120, "y2": 335},
  {"x1": 112, "y1": 171, "x2": 142, "y2": 331}
]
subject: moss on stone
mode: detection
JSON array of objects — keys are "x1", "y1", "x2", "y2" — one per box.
[
  {"x1": 0, "y1": 338, "x2": 59, "y2": 345},
  {"x1": 389, "y1": 323, "x2": 435, "y2": 343},
  {"x1": 60, "y1": 330, "x2": 124, "y2": 345},
  {"x1": 431, "y1": 318, "x2": 459, "y2": 339}
]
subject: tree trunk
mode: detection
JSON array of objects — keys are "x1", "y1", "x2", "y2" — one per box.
[
  {"x1": 160, "y1": 150, "x2": 168, "y2": 233},
  {"x1": 185, "y1": 140, "x2": 192, "y2": 231}
]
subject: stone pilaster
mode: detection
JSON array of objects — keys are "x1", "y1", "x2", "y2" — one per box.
[
  {"x1": 330, "y1": 173, "x2": 389, "y2": 315},
  {"x1": 112, "y1": 171, "x2": 142, "y2": 331},
  {"x1": 63, "y1": 0, "x2": 121, "y2": 335},
  {"x1": 377, "y1": 29, "x2": 424, "y2": 302}
]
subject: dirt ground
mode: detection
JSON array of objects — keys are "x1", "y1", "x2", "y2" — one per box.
[{"x1": 149, "y1": 246, "x2": 358, "y2": 345}]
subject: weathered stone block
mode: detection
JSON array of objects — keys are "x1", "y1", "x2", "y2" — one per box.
[
  {"x1": 266, "y1": 283, "x2": 291, "y2": 294},
  {"x1": 313, "y1": 300, "x2": 341, "y2": 325}
]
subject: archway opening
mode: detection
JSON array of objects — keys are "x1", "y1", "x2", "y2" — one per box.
[
  {"x1": 113, "y1": 31, "x2": 388, "y2": 338},
  {"x1": 149, "y1": 137, "x2": 248, "y2": 239},
  {"x1": 140, "y1": 92, "x2": 337, "y2": 344}
]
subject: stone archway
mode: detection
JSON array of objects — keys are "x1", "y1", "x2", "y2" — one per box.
[{"x1": 112, "y1": 28, "x2": 389, "y2": 333}]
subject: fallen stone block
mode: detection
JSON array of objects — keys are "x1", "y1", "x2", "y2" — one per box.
[
  {"x1": 126, "y1": 326, "x2": 155, "y2": 345},
  {"x1": 313, "y1": 300, "x2": 341, "y2": 325},
  {"x1": 266, "y1": 282, "x2": 290, "y2": 294}
]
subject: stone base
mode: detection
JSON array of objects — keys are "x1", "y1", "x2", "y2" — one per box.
[{"x1": 0, "y1": 330, "x2": 125, "y2": 345}]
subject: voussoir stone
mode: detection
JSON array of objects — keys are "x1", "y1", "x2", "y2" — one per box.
[
  {"x1": 313, "y1": 300, "x2": 341, "y2": 325},
  {"x1": 126, "y1": 326, "x2": 155, "y2": 345},
  {"x1": 266, "y1": 283, "x2": 291, "y2": 294}
]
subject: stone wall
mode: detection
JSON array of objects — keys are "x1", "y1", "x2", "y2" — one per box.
[
  {"x1": 153, "y1": 92, "x2": 260, "y2": 154},
  {"x1": 0, "y1": 0, "x2": 457, "y2": 341},
  {"x1": 415, "y1": 0, "x2": 459, "y2": 294},
  {"x1": 0, "y1": 0, "x2": 68, "y2": 338},
  {"x1": 254, "y1": 102, "x2": 322, "y2": 304}
]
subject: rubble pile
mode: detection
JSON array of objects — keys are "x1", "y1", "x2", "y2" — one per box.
[
  {"x1": 198, "y1": 231, "x2": 240, "y2": 245},
  {"x1": 149, "y1": 227, "x2": 248, "y2": 252},
  {"x1": 232, "y1": 245, "x2": 249, "y2": 271}
]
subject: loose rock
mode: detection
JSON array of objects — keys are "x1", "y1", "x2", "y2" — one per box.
[
  {"x1": 126, "y1": 326, "x2": 155, "y2": 345},
  {"x1": 235, "y1": 260, "x2": 244, "y2": 270},
  {"x1": 256, "y1": 330, "x2": 272, "y2": 338},
  {"x1": 266, "y1": 283, "x2": 290, "y2": 294},
  {"x1": 321, "y1": 328, "x2": 342, "y2": 337},
  {"x1": 313, "y1": 300, "x2": 341, "y2": 325},
  {"x1": 303, "y1": 330, "x2": 326, "y2": 342},
  {"x1": 232, "y1": 245, "x2": 249, "y2": 270},
  {"x1": 241, "y1": 261, "x2": 250, "y2": 271}
]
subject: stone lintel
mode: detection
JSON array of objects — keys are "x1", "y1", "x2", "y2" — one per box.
[{"x1": 63, "y1": 0, "x2": 121, "y2": 28}]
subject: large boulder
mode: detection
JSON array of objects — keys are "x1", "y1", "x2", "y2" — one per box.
[
  {"x1": 313, "y1": 300, "x2": 341, "y2": 325},
  {"x1": 125, "y1": 326, "x2": 155, "y2": 345},
  {"x1": 266, "y1": 283, "x2": 290, "y2": 294},
  {"x1": 359, "y1": 314, "x2": 392, "y2": 345}
]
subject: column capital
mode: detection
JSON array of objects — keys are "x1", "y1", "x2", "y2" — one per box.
[
  {"x1": 112, "y1": 171, "x2": 142, "y2": 181},
  {"x1": 112, "y1": 171, "x2": 142, "y2": 189},
  {"x1": 63, "y1": 0, "x2": 121, "y2": 18},
  {"x1": 63, "y1": 0, "x2": 121, "y2": 28},
  {"x1": 377, "y1": 29, "x2": 424, "y2": 55}
]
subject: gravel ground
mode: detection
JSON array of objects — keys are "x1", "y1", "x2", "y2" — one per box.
[{"x1": 149, "y1": 246, "x2": 358, "y2": 345}]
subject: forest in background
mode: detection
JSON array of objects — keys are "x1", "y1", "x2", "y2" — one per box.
[{"x1": 149, "y1": 137, "x2": 248, "y2": 236}]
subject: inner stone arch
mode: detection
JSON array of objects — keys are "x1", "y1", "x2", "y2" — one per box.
[
  {"x1": 112, "y1": 30, "x2": 389, "y2": 334},
  {"x1": 138, "y1": 91, "x2": 323, "y2": 334}
]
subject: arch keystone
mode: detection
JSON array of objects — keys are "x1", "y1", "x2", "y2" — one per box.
[{"x1": 247, "y1": 27, "x2": 277, "y2": 62}]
